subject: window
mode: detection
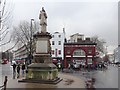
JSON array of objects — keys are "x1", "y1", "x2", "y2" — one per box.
[
  {"x1": 67, "y1": 50, "x2": 70, "y2": 54},
  {"x1": 58, "y1": 50, "x2": 61, "y2": 55},
  {"x1": 52, "y1": 50, "x2": 54, "y2": 55},
  {"x1": 58, "y1": 41, "x2": 61, "y2": 45},
  {"x1": 73, "y1": 49, "x2": 85, "y2": 56},
  {"x1": 87, "y1": 58, "x2": 92, "y2": 64},
  {"x1": 58, "y1": 35, "x2": 61, "y2": 38},
  {"x1": 52, "y1": 35, "x2": 54, "y2": 38},
  {"x1": 52, "y1": 41, "x2": 55, "y2": 45},
  {"x1": 88, "y1": 49, "x2": 92, "y2": 54}
]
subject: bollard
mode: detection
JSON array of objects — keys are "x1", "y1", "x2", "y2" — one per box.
[{"x1": 3, "y1": 76, "x2": 8, "y2": 90}]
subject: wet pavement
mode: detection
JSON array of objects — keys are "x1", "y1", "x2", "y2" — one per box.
[
  {"x1": 6, "y1": 73, "x2": 85, "y2": 88},
  {"x1": 0, "y1": 63, "x2": 12, "y2": 86},
  {"x1": 0, "y1": 63, "x2": 85, "y2": 88}
]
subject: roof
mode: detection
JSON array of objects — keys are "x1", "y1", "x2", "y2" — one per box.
[
  {"x1": 70, "y1": 33, "x2": 84, "y2": 37},
  {"x1": 64, "y1": 41, "x2": 97, "y2": 45}
]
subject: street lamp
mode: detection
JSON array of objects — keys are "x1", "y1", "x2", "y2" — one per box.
[{"x1": 29, "y1": 19, "x2": 34, "y2": 64}]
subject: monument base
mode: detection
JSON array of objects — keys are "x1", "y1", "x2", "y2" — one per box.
[
  {"x1": 18, "y1": 63, "x2": 62, "y2": 84},
  {"x1": 18, "y1": 77, "x2": 63, "y2": 84},
  {"x1": 27, "y1": 63, "x2": 58, "y2": 80}
]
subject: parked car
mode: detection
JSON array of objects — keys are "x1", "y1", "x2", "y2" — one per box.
[
  {"x1": 11, "y1": 61, "x2": 16, "y2": 66},
  {"x1": 1, "y1": 59, "x2": 8, "y2": 64},
  {"x1": 73, "y1": 63, "x2": 80, "y2": 69}
]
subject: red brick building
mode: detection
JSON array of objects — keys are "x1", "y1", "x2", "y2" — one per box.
[{"x1": 64, "y1": 39, "x2": 97, "y2": 68}]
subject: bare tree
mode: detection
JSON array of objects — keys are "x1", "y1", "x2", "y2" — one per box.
[
  {"x1": 91, "y1": 35, "x2": 106, "y2": 54},
  {"x1": 12, "y1": 20, "x2": 39, "y2": 64},
  {"x1": 0, "y1": 0, "x2": 13, "y2": 47}
]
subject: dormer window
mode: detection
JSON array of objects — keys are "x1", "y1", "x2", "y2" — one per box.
[{"x1": 58, "y1": 35, "x2": 61, "y2": 38}]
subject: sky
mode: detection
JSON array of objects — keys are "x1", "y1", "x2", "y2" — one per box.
[{"x1": 2, "y1": 0, "x2": 119, "y2": 53}]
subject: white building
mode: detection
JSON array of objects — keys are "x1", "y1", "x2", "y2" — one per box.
[
  {"x1": 50, "y1": 30, "x2": 66, "y2": 64},
  {"x1": 114, "y1": 47, "x2": 120, "y2": 63},
  {"x1": 68, "y1": 33, "x2": 84, "y2": 43}
]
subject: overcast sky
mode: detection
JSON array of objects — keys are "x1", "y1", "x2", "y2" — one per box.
[{"x1": 4, "y1": 0, "x2": 119, "y2": 53}]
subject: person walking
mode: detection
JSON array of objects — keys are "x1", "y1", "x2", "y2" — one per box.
[
  {"x1": 21, "y1": 64, "x2": 25, "y2": 77},
  {"x1": 12, "y1": 63, "x2": 16, "y2": 74},
  {"x1": 17, "y1": 64, "x2": 20, "y2": 78},
  {"x1": 12, "y1": 63, "x2": 16, "y2": 79}
]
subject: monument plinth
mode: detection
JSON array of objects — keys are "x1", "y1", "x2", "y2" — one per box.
[{"x1": 18, "y1": 7, "x2": 61, "y2": 84}]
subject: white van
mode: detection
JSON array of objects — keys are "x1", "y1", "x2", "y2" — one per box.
[{"x1": 11, "y1": 61, "x2": 16, "y2": 66}]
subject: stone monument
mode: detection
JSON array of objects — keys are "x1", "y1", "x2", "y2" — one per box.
[{"x1": 19, "y1": 7, "x2": 61, "y2": 84}]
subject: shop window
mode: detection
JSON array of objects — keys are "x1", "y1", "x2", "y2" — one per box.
[
  {"x1": 87, "y1": 58, "x2": 92, "y2": 64},
  {"x1": 73, "y1": 49, "x2": 85, "y2": 56}
]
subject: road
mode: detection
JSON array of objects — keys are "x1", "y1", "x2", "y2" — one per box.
[{"x1": 71, "y1": 65, "x2": 119, "y2": 88}]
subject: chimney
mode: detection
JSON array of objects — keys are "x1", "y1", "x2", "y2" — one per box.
[
  {"x1": 85, "y1": 37, "x2": 90, "y2": 41},
  {"x1": 77, "y1": 38, "x2": 82, "y2": 42},
  {"x1": 63, "y1": 28, "x2": 65, "y2": 34}
]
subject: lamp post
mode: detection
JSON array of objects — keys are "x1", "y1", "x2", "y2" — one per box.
[
  {"x1": 29, "y1": 19, "x2": 34, "y2": 64},
  {"x1": 0, "y1": 0, "x2": 1, "y2": 60}
]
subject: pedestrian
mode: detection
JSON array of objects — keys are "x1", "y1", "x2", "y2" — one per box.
[
  {"x1": 21, "y1": 64, "x2": 25, "y2": 77},
  {"x1": 12, "y1": 63, "x2": 16, "y2": 79},
  {"x1": 12, "y1": 63, "x2": 16, "y2": 74},
  {"x1": 17, "y1": 64, "x2": 20, "y2": 78},
  {"x1": 68, "y1": 63, "x2": 71, "y2": 69}
]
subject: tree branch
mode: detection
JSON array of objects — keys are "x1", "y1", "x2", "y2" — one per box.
[{"x1": 0, "y1": 35, "x2": 11, "y2": 47}]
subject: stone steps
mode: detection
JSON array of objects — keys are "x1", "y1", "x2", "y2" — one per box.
[{"x1": 18, "y1": 77, "x2": 63, "y2": 84}]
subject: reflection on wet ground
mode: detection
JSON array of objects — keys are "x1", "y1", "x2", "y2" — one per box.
[
  {"x1": 0, "y1": 63, "x2": 118, "y2": 88},
  {"x1": 71, "y1": 65, "x2": 118, "y2": 88}
]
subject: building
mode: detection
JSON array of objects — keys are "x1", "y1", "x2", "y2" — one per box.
[
  {"x1": 107, "y1": 53, "x2": 114, "y2": 63},
  {"x1": 114, "y1": 47, "x2": 120, "y2": 63},
  {"x1": 64, "y1": 33, "x2": 97, "y2": 68},
  {"x1": 0, "y1": 51, "x2": 13, "y2": 64},
  {"x1": 13, "y1": 45, "x2": 28, "y2": 64},
  {"x1": 14, "y1": 45, "x2": 28, "y2": 60},
  {"x1": 50, "y1": 30, "x2": 66, "y2": 65},
  {"x1": 69, "y1": 33, "x2": 84, "y2": 42}
]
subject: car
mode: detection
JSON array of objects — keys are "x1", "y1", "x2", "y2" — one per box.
[
  {"x1": 73, "y1": 63, "x2": 80, "y2": 69},
  {"x1": 2, "y1": 59, "x2": 8, "y2": 64},
  {"x1": 11, "y1": 61, "x2": 16, "y2": 66}
]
